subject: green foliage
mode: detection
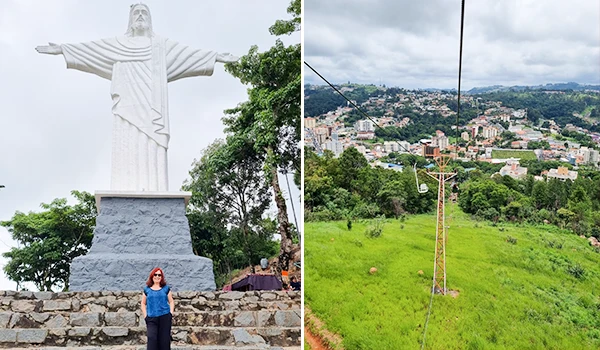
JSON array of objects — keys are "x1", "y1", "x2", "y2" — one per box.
[
  {"x1": 364, "y1": 215, "x2": 385, "y2": 238},
  {"x1": 1, "y1": 191, "x2": 96, "y2": 291},
  {"x1": 222, "y1": 0, "x2": 300, "y2": 274},
  {"x1": 268, "y1": 0, "x2": 300, "y2": 35},
  {"x1": 479, "y1": 90, "x2": 600, "y2": 132},
  {"x1": 506, "y1": 235, "x2": 518, "y2": 244},
  {"x1": 183, "y1": 139, "x2": 277, "y2": 285},
  {"x1": 304, "y1": 88, "x2": 346, "y2": 117},
  {"x1": 305, "y1": 211, "x2": 600, "y2": 349},
  {"x1": 374, "y1": 111, "x2": 470, "y2": 144},
  {"x1": 490, "y1": 149, "x2": 537, "y2": 160},
  {"x1": 304, "y1": 148, "x2": 436, "y2": 221},
  {"x1": 566, "y1": 263, "x2": 586, "y2": 279}
]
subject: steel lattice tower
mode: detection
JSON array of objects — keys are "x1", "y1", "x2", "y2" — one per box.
[{"x1": 426, "y1": 155, "x2": 456, "y2": 295}]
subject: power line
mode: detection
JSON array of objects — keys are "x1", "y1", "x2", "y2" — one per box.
[
  {"x1": 455, "y1": 0, "x2": 466, "y2": 154},
  {"x1": 421, "y1": 1, "x2": 466, "y2": 349},
  {"x1": 304, "y1": 61, "x2": 415, "y2": 156}
]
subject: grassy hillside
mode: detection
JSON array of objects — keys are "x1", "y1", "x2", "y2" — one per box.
[{"x1": 304, "y1": 207, "x2": 600, "y2": 349}]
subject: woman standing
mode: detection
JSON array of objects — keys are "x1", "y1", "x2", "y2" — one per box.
[{"x1": 141, "y1": 267, "x2": 175, "y2": 350}]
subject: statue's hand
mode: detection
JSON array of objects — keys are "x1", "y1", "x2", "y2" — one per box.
[
  {"x1": 35, "y1": 42, "x2": 63, "y2": 55},
  {"x1": 216, "y1": 53, "x2": 239, "y2": 63}
]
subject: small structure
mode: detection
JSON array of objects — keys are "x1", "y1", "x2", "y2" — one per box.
[
  {"x1": 547, "y1": 166, "x2": 578, "y2": 182},
  {"x1": 499, "y1": 158, "x2": 528, "y2": 180}
]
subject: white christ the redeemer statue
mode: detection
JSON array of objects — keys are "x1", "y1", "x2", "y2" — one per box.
[{"x1": 36, "y1": 3, "x2": 238, "y2": 191}]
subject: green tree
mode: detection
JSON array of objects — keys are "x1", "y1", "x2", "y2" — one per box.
[
  {"x1": 376, "y1": 180, "x2": 406, "y2": 218},
  {"x1": 223, "y1": 0, "x2": 300, "y2": 277},
  {"x1": 183, "y1": 137, "x2": 273, "y2": 279},
  {"x1": 531, "y1": 181, "x2": 549, "y2": 209},
  {"x1": 1, "y1": 191, "x2": 95, "y2": 291},
  {"x1": 336, "y1": 147, "x2": 369, "y2": 192}
]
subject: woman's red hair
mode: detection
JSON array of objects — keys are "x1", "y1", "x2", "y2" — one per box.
[{"x1": 146, "y1": 267, "x2": 167, "y2": 287}]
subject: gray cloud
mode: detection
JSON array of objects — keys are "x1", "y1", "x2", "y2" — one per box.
[
  {"x1": 0, "y1": 0, "x2": 300, "y2": 291},
  {"x1": 305, "y1": 0, "x2": 600, "y2": 89}
]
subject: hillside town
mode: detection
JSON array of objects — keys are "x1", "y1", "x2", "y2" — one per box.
[{"x1": 305, "y1": 86, "x2": 600, "y2": 180}]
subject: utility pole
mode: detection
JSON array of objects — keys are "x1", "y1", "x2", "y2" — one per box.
[{"x1": 426, "y1": 155, "x2": 456, "y2": 295}]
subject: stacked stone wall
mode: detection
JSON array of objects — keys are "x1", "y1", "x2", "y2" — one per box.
[{"x1": 0, "y1": 290, "x2": 300, "y2": 349}]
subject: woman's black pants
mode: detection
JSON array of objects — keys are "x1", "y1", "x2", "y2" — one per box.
[{"x1": 146, "y1": 313, "x2": 172, "y2": 350}]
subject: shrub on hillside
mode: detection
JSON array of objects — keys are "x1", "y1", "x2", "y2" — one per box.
[
  {"x1": 365, "y1": 215, "x2": 385, "y2": 238},
  {"x1": 567, "y1": 263, "x2": 586, "y2": 279}
]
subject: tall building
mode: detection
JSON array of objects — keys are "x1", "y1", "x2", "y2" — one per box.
[
  {"x1": 305, "y1": 117, "x2": 316, "y2": 129},
  {"x1": 432, "y1": 135, "x2": 449, "y2": 150},
  {"x1": 313, "y1": 127, "x2": 329, "y2": 145},
  {"x1": 461, "y1": 131, "x2": 470, "y2": 141},
  {"x1": 323, "y1": 140, "x2": 344, "y2": 157},
  {"x1": 354, "y1": 120, "x2": 375, "y2": 132},
  {"x1": 384, "y1": 141, "x2": 400, "y2": 153},
  {"x1": 590, "y1": 149, "x2": 600, "y2": 165},
  {"x1": 482, "y1": 126, "x2": 498, "y2": 139}
]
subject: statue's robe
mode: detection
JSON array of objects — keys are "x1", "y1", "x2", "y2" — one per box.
[{"x1": 61, "y1": 36, "x2": 217, "y2": 191}]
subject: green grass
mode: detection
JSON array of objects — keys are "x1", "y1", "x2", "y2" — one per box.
[
  {"x1": 491, "y1": 149, "x2": 537, "y2": 160},
  {"x1": 581, "y1": 105, "x2": 594, "y2": 117},
  {"x1": 305, "y1": 207, "x2": 600, "y2": 349}
]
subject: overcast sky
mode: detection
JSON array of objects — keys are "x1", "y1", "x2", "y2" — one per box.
[
  {"x1": 304, "y1": 0, "x2": 600, "y2": 90},
  {"x1": 0, "y1": 0, "x2": 300, "y2": 291}
]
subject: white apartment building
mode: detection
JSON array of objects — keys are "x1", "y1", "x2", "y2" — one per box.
[
  {"x1": 384, "y1": 141, "x2": 400, "y2": 153},
  {"x1": 432, "y1": 135, "x2": 449, "y2": 150},
  {"x1": 323, "y1": 140, "x2": 344, "y2": 157},
  {"x1": 590, "y1": 149, "x2": 600, "y2": 165},
  {"x1": 482, "y1": 126, "x2": 498, "y2": 139},
  {"x1": 354, "y1": 120, "x2": 375, "y2": 132}
]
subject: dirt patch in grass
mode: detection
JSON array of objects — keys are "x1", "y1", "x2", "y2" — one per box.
[{"x1": 305, "y1": 306, "x2": 344, "y2": 349}]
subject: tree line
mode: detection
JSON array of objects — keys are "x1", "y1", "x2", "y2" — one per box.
[
  {"x1": 459, "y1": 171, "x2": 600, "y2": 236},
  {"x1": 304, "y1": 147, "x2": 437, "y2": 221}
]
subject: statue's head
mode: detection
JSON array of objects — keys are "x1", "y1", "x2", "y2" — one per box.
[{"x1": 125, "y1": 3, "x2": 154, "y2": 37}]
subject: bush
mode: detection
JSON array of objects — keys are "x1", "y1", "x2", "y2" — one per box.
[
  {"x1": 351, "y1": 202, "x2": 381, "y2": 219},
  {"x1": 546, "y1": 240, "x2": 563, "y2": 249},
  {"x1": 591, "y1": 227, "x2": 600, "y2": 240},
  {"x1": 567, "y1": 263, "x2": 586, "y2": 279},
  {"x1": 365, "y1": 215, "x2": 385, "y2": 239}
]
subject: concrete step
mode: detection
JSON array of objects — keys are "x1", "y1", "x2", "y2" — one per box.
[
  {"x1": 1, "y1": 291, "x2": 300, "y2": 316},
  {"x1": 2, "y1": 346, "x2": 301, "y2": 350},
  {"x1": 0, "y1": 310, "x2": 300, "y2": 329},
  {"x1": 0, "y1": 327, "x2": 300, "y2": 347}
]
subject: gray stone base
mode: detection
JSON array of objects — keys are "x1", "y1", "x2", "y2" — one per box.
[
  {"x1": 70, "y1": 254, "x2": 215, "y2": 292},
  {"x1": 69, "y1": 195, "x2": 216, "y2": 292}
]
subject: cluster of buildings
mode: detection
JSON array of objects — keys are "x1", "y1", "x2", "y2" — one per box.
[{"x1": 304, "y1": 86, "x2": 600, "y2": 180}]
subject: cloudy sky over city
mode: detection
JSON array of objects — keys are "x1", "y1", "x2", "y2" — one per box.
[
  {"x1": 304, "y1": 0, "x2": 600, "y2": 90},
  {"x1": 0, "y1": 0, "x2": 299, "y2": 291}
]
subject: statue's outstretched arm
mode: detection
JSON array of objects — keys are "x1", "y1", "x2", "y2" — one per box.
[
  {"x1": 35, "y1": 42, "x2": 63, "y2": 55},
  {"x1": 216, "y1": 52, "x2": 239, "y2": 63}
]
